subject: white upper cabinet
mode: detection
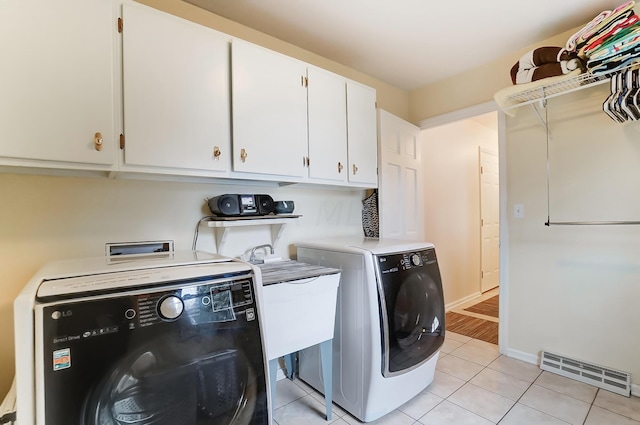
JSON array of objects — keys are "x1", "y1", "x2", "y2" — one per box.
[
  {"x1": 121, "y1": 3, "x2": 231, "y2": 175},
  {"x1": 307, "y1": 67, "x2": 348, "y2": 182},
  {"x1": 346, "y1": 80, "x2": 378, "y2": 185},
  {"x1": 0, "y1": 0, "x2": 117, "y2": 168},
  {"x1": 231, "y1": 40, "x2": 308, "y2": 177}
]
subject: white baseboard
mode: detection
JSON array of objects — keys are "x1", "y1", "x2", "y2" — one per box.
[
  {"x1": 445, "y1": 292, "x2": 482, "y2": 311},
  {"x1": 502, "y1": 347, "x2": 540, "y2": 366},
  {"x1": 632, "y1": 383, "x2": 640, "y2": 398}
]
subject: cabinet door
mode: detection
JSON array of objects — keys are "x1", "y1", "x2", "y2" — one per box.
[
  {"x1": 121, "y1": 3, "x2": 230, "y2": 173},
  {"x1": 0, "y1": 0, "x2": 116, "y2": 166},
  {"x1": 347, "y1": 81, "x2": 378, "y2": 185},
  {"x1": 232, "y1": 40, "x2": 308, "y2": 177},
  {"x1": 307, "y1": 67, "x2": 348, "y2": 181}
]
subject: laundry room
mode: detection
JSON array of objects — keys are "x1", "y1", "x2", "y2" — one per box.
[{"x1": 2, "y1": 0, "x2": 640, "y2": 424}]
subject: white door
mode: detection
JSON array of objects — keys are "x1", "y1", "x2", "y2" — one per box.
[
  {"x1": 0, "y1": 0, "x2": 117, "y2": 167},
  {"x1": 307, "y1": 66, "x2": 348, "y2": 181},
  {"x1": 480, "y1": 147, "x2": 500, "y2": 292},
  {"x1": 378, "y1": 110, "x2": 423, "y2": 240},
  {"x1": 346, "y1": 81, "x2": 378, "y2": 185},
  {"x1": 121, "y1": 3, "x2": 230, "y2": 173},
  {"x1": 231, "y1": 39, "x2": 308, "y2": 177}
]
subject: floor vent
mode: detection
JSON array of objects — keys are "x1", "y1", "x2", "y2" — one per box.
[{"x1": 540, "y1": 350, "x2": 631, "y2": 397}]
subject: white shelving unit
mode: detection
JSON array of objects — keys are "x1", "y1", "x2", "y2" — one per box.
[
  {"x1": 505, "y1": 71, "x2": 612, "y2": 110},
  {"x1": 207, "y1": 215, "x2": 300, "y2": 253}
]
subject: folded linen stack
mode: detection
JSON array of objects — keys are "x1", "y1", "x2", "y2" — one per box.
[{"x1": 565, "y1": 1, "x2": 640, "y2": 75}]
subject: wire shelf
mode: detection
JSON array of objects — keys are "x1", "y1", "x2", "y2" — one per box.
[
  {"x1": 506, "y1": 62, "x2": 640, "y2": 108},
  {"x1": 507, "y1": 72, "x2": 611, "y2": 104}
]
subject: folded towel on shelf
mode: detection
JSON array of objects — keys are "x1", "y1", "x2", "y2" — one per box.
[
  {"x1": 567, "y1": 10, "x2": 612, "y2": 53},
  {"x1": 579, "y1": 14, "x2": 640, "y2": 58},
  {"x1": 495, "y1": 68, "x2": 583, "y2": 117},
  {"x1": 574, "y1": 1, "x2": 636, "y2": 51},
  {"x1": 510, "y1": 46, "x2": 582, "y2": 85}
]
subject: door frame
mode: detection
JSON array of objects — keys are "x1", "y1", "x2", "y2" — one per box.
[{"x1": 419, "y1": 101, "x2": 509, "y2": 354}]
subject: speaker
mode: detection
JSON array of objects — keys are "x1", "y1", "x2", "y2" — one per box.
[
  {"x1": 208, "y1": 195, "x2": 239, "y2": 216},
  {"x1": 256, "y1": 194, "x2": 274, "y2": 215}
]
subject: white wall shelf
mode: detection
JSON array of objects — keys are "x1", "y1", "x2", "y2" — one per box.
[
  {"x1": 506, "y1": 71, "x2": 611, "y2": 110},
  {"x1": 207, "y1": 215, "x2": 301, "y2": 253}
]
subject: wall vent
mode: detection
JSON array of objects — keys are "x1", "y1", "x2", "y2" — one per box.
[{"x1": 540, "y1": 350, "x2": 631, "y2": 397}]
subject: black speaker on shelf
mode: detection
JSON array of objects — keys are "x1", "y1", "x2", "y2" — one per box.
[
  {"x1": 208, "y1": 194, "x2": 274, "y2": 217},
  {"x1": 256, "y1": 194, "x2": 274, "y2": 215},
  {"x1": 208, "y1": 195, "x2": 240, "y2": 216}
]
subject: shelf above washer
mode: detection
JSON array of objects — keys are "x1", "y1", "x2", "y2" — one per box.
[{"x1": 207, "y1": 215, "x2": 301, "y2": 253}]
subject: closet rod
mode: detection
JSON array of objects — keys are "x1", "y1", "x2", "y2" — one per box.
[{"x1": 545, "y1": 220, "x2": 640, "y2": 226}]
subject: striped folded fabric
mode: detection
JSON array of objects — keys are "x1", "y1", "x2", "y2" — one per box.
[{"x1": 579, "y1": 14, "x2": 640, "y2": 58}]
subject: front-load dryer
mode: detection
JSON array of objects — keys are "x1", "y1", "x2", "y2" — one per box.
[
  {"x1": 13, "y1": 251, "x2": 270, "y2": 425},
  {"x1": 296, "y1": 238, "x2": 445, "y2": 422}
]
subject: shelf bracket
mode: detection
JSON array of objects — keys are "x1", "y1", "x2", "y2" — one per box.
[
  {"x1": 270, "y1": 223, "x2": 286, "y2": 248},
  {"x1": 207, "y1": 216, "x2": 300, "y2": 254}
]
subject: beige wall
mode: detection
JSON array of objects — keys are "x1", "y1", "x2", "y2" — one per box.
[
  {"x1": 0, "y1": 173, "x2": 364, "y2": 397},
  {"x1": 408, "y1": 28, "x2": 578, "y2": 123},
  {"x1": 137, "y1": 0, "x2": 411, "y2": 120},
  {"x1": 505, "y1": 85, "x2": 640, "y2": 386},
  {"x1": 422, "y1": 114, "x2": 498, "y2": 306}
]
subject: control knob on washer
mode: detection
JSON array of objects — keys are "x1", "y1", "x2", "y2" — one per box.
[
  {"x1": 410, "y1": 253, "x2": 421, "y2": 266},
  {"x1": 158, "y1": 295, "x2": 184, "y2": 320}
]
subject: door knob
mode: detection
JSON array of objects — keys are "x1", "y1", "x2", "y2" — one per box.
[
  {"x1": 240, "y1": 148, "x2": 248, "y2": 163},
  {"x1": 352, "y1": 164, "x2": 358, "y2": 175},
  {"x1": 94, "y1": 132, "x2": 103, "y2": 151},
  {"x1": 213, "y1": 146, "x2": 221, "y2": 160},
  {"x1": 338, "y1": 162, "x2": 343, "y2": 173}
]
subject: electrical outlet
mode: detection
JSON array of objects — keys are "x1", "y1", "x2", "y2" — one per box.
[{"x1": 514, "y1": 204, "x2": 524, "y2": 218}]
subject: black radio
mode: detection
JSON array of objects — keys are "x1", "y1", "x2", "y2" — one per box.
[{"x1": 208, "y1": 194, "x2": 274, "y2": 217}]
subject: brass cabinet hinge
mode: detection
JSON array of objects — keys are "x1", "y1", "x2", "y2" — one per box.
[
  {"x1": 119, "y1": 134, "x2": 125, "y2": 149},
  {"x1": 118, "y1": 17, "x2": 123, "y2": 33}
]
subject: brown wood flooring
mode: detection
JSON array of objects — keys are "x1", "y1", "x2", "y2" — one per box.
[
  {"x1": 464, "y1": 294, "x2": 499, "y2": 318},
  {"x1": 446, "y1": 294, "x2": 499, "y2": 345},
  {"x1": 446, "y1": 311, "x2": 499, "y2": 345}
]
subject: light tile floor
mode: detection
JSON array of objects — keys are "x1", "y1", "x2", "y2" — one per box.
[{"x1": 271, "y1": 332, "x2": 640, "y2": 424}]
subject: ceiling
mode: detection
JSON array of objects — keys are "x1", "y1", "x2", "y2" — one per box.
[{"x1": 184, "y1": 0, "x2": 626, "y2": 90}]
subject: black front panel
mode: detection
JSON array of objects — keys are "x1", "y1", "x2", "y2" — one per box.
[
  {"x1": 376, "y1": 248, "x2": 445, "y2": 375},
  {"x1": 40, "y1": 276, "x2": 268, "y2": 425}
]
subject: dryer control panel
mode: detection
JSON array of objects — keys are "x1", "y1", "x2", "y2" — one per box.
[{"x1": 377, "y1": 248, "x2": 437, "y2": 274}]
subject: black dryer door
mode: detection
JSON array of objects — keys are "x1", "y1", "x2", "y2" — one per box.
[{"x1": 376, "y1": 248, "x2": 445, "y2": 376}]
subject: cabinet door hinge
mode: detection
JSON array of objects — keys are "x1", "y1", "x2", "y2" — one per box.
[
  {"x1": 481, "y1": 270, "x2": 484, "y2": 278},
  {"x1": 118, "y1": 17, "x2": 123, "y2": 33},
  {"x1": 119, "y1": 134, "x2": 125, "y2": 149}
]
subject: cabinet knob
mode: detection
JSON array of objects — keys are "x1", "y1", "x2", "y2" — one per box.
[
  {"x1": 213, "y1": 146, "x2": 221, "y2": 160},
  {"x1": 94, "y1": 132, "x2": 103, "y2": 151},
  {"x1": 338, "y1": 162, "x2": 343, "y2": 173},
  {"x1": 240, "y1": 148, "x2": 248, "y2": 163},
  {"x1": 352, "y1": 164, "x2": 358, "y2": 175}
]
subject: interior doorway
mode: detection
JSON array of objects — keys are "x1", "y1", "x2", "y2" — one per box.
[{"x1": 420, "y1": 104, "x2": 502, "y2": 345}]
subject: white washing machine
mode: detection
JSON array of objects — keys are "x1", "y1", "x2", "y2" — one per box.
[{"x1": 296, "y1": 238, "x2": 445, "y2": 423}]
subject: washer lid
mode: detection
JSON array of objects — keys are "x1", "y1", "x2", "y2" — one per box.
[
  {"x1": 34, "y1": 251, "x2": 250, "y2": 299},
  {"x1": 297, "y1": 237, "x2": 434, "y2": 255}
]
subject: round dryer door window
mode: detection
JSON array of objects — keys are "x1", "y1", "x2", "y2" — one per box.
[{"x1": 376, "y1": 248, "x2": 445, "y2": 376}]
